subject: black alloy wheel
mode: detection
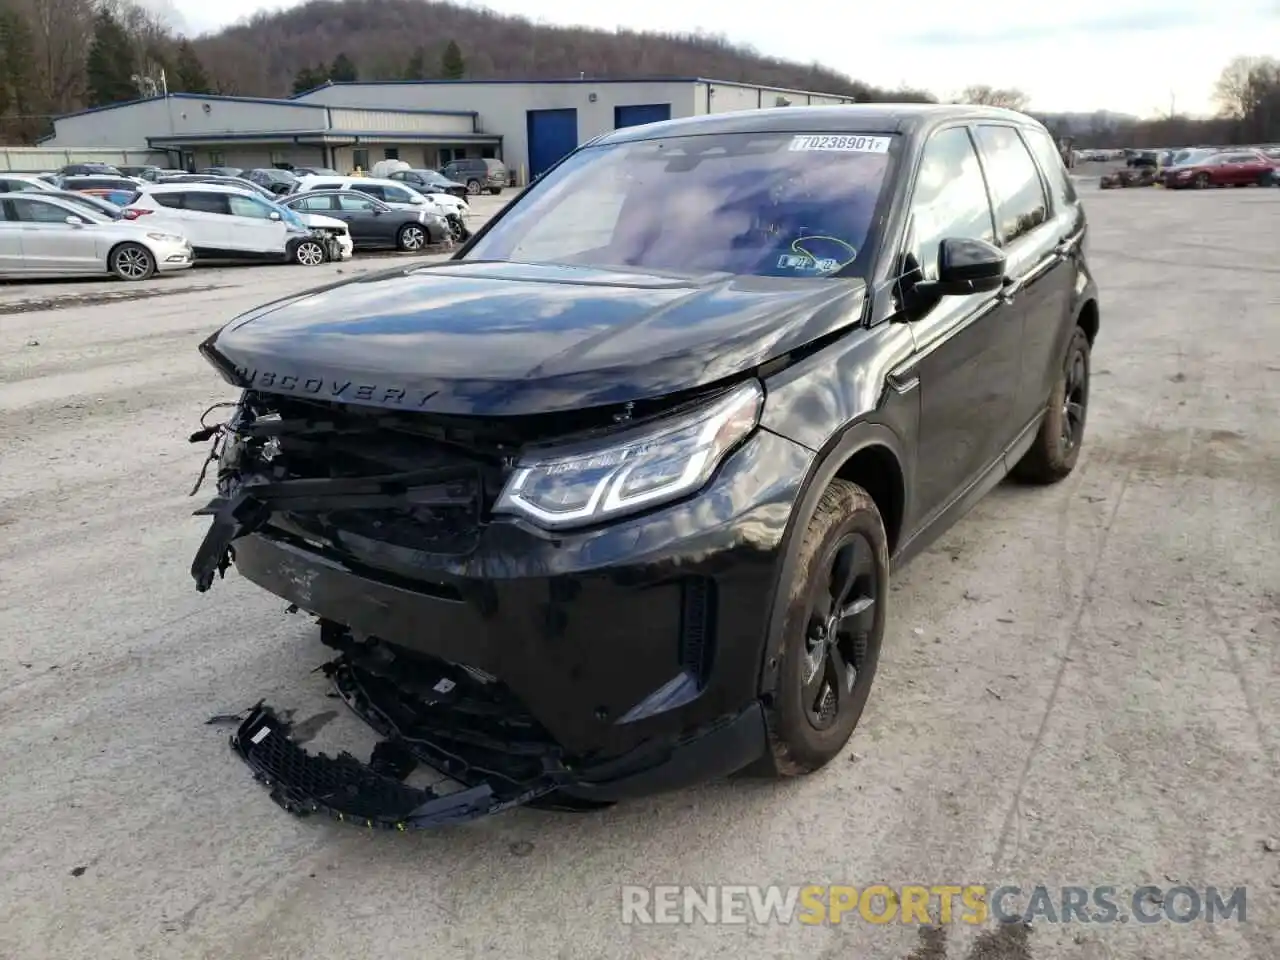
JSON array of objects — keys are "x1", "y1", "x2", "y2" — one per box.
[
  {"x1": 1061, "y1": 340, "x2": 1088, "y2": 455},
  {"x1": 753, "y1": 479, "x2": 888, "y2": 777},
  {"x1": 1010, "y1": 326, "x2": 1091, "y2": 484},
  {"x1": 801, "y1": 533, "x2": 878, "y2": 732}
]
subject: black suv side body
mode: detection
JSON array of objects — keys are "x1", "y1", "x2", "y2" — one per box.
[{"x1": 192, "y1": 105, "x2": 1098, "y2": 821}]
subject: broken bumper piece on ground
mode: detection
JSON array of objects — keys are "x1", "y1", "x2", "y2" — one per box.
[{"x1": 230, "y1": 703, "x2": 560, "y2": 830}]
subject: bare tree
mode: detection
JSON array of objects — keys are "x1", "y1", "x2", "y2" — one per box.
[{"x1": 956, "y1": 84, "x2": 1030, "y2": 111}]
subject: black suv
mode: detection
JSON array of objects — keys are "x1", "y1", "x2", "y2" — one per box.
[
  {"x1": 440, "y1": 157, "x2": 508, "y2": 194},
  {"x1": 190, "y1": 105, "x2": 1099, "y2": 829}
]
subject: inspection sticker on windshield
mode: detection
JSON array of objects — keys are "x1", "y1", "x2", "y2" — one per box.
[{"x1": 789, "y1": 135, "x2": 891, "y2": 153}]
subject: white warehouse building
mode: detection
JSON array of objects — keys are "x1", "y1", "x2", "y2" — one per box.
[{"x1": 33, "y1": 78, "x2": 856, "y2": 182}]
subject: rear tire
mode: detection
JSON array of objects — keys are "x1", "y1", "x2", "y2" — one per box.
[
  {"x1": 755, "y1": 480, "x2": 887, "y2": 777},
  {"x1": 1011, "y1": 326, "x2": 1091, "y2": 484},
  {"x1": 109, "y1": 242, "x2": 155, "y2": 281},
  {"x1": 488, "y1": 187, "x2": 501, "y2": 195}
]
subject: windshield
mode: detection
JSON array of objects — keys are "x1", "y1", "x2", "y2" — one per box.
[{"x1": 465, "y1": 132, "x2": 897, "y2": 278}]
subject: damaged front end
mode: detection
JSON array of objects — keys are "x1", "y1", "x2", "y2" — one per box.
[{"x1": 188, "y1": 389, "x2": 773, "y2": 828}]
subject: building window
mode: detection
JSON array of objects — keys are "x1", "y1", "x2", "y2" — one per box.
[
  {"x1": 269, "y1": 150, "x2": 287, "y2": 167},
  {"x1": 481, "y1": 146, "x2": 496, "y2": 159},
  {"x1": 352, "y1": 148, "x2": 369, "y2": 171},
  {"x1": 208, "y1": 150, "x2": 225, "y2": 166},
  {"x1": 383, "y1": 147, "x2": 399, "y2": 160}
]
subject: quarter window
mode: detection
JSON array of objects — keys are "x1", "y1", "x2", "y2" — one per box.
[
  {"x1": 973, "y1": 125, "x2": 1049, "y2": 245},
  {"x1": 905, "y1": 126, "x2": 996, "y2": 281},
  {"x1": 1022, "y1": 127, "x2": 1077, "y2": 209}
]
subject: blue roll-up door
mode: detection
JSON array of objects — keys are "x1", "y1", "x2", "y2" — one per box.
[
  {"x1": 614, "y1": 103, "x2": 672, "y2": 129},
  {"x1": 526, "y1": 108, "x2": 579, "y2": 179}
]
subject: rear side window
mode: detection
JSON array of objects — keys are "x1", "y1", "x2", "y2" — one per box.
[
  {"x1": 153, "y1": 193, "x2": 182, "y2": 208},
  {"x1": 905, "y1": 126, "x2": 996, "y2": 281},
  {"x1": 354, "y1": 184, "x2": 387, "y2": 202},
  {"x1": 1022, "y1": 128, "x2": 1077, "y2": 209},
  {"x1": 182, "y1": 192, "x2": 231, "y2": 215},
  {"x1": 973, "y1": 125, "x2": 1048, "y2": 245}
]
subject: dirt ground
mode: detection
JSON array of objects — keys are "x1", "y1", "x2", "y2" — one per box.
[{"x1": 0, "y1": 186, "x2": 1277, "y2": 960}]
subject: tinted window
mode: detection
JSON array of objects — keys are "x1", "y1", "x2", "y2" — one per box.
[
  {"x1": 337, "y1": 194, "x2": 378, "y2": 212},
  {"x1": 228, "y1": 194, "x2": 274, "y2": 219},
  {"x1": 183, "y1": 192, "x2": 231, "y2": 215},
  {"x1": 1, "y1": 179, "x2": 41, "y2": 193},
  {"x1": 466, "y1": 132, "x2": 895, "y2": 278},
  {"x1": 354, "y1": 184, "x2": 387, "y2": 202},
  {"x1": 153, "y1": 193, "x2": 182, "y2": 208},
  {"x1": 66, "y1": 177, "x2": 136, "y2": 191},
  {"x1": 11, "y1": 198, "x2": 77, "y2": 223},
  {"x1": 973, "y1": 125, "x2": 1048, "y2": 244},
  {"x1": 1022, "y1": 127, "x2": 1077, "y2": 209},
  {"x1": 905, "y1": 126, "x2": 995, "y2": 280}
]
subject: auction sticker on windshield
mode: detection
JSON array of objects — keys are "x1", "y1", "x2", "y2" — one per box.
[{"x1": 789, "y1": 135, "x2": 891, "y2": 153}]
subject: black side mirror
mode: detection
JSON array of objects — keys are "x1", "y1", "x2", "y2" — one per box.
[{"x1": 914, "y1": 237, "x2": 1007, "y2": 298}]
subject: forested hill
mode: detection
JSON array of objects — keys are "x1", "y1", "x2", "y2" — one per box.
[{"x1": 190, "y1": 0, "x2": 936, "y2": 101}]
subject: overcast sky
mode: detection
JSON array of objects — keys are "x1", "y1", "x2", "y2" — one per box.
[{"x1": 168, "y1": 0, "x2": 1280, "y2": 117}]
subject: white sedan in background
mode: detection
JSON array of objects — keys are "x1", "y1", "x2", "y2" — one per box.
[{"x1": 0, "y1": 192, "x2": 192, "y2": 280}]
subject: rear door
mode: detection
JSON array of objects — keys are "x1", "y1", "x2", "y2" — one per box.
[
  {"x1": 170, "y1": 190, "x2": 232, "y2": 251},
  {"x1": 8, "y1": 196, "x2": 102, "y2": 274},
  {"x1": 999, "y1": 125, "x2": 1083, "y2": 427}
]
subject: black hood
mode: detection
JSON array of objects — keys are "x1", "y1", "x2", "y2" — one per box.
[{"x1": 201, "y1": 260, "x2": 867, "y2": 416}]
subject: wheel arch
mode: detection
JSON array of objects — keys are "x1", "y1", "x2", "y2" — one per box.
[
  {"x1": 756, "y1": 421, "x2": 909, "y2": 697},
  {"x1": 1076, "y1": 297, "x2": 1099, "y2": 345}
]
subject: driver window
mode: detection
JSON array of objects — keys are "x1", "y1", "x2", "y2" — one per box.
[
  {"x1": 904, "y1": 127, "x2": 996, "y2": 282},
  {"x1": 337, "y1": 195, "x2": 376, "y2": 212},
  {"x1": 228, "y1": 195, "x2": 272, "y2": 218}
]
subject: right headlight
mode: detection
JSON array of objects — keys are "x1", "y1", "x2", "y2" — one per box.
[{"x1": 494, "y1": 380, "x2": 763, "y2": 530}]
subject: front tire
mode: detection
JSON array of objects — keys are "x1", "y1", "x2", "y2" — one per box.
[
  {"x1": 290, "y1": 238, "x2": 327, "y2": 266},
  {"x1": 397, "y1": 224, "x2": 427, "y2": 251},
  {"x1": 759, "y1": 480, "x2": 887, "y2": 777},
  {"x1": 465, "y1": 178, "x2": 482, "y2": 196},
  {"x1": 1011, "y1": 326, "x2": 1091, "y2": 484},
  {"x1": 1194, "y1": 172, "x2": 1211, "y2": 188},
  {"x1": 109, "y1": 242, "x2": 155, "y2": 281}
]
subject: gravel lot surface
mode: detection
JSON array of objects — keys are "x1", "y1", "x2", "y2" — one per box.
[{"x1": 1, "y1": 186, "x2": 1277, "y2": 960}]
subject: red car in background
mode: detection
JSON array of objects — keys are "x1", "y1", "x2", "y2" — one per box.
[{"x1": 1164, "y1": 150, "x2": 1278, "y2": 189}]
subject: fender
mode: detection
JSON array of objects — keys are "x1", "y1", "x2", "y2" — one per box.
[{"x1": 755, "y1": 419, "x2": 912, "y2": 696}]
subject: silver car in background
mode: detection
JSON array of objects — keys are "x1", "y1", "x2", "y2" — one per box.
[{"x1": 0, "y1": 192, "x2": 193, "y2": 281}]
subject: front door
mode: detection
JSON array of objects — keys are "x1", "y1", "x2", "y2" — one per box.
[
  {"x1": 225, "y1": 192, "x2": 288, "y2": 255},
  {"x1": 897, "y1": 124, "x2": 1024, "y2": 524},
  {"x1": 333, "y1": 192, "x2": 385, "y2": 244},
  {"x1": 10, "y1": 196, "x2": 102, "y2": 274}
]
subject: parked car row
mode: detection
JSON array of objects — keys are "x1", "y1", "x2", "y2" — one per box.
[
  {"x1": 0, "y1": 170, "x2": 471, "y2": 281},
  {"x1": 1099, "y1": 147, "x2": 1279, "y2": 190}
]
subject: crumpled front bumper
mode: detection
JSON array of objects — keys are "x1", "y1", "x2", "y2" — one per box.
[{"x1": 229, "y1": 654, "x2": 767, "y2": 829}]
